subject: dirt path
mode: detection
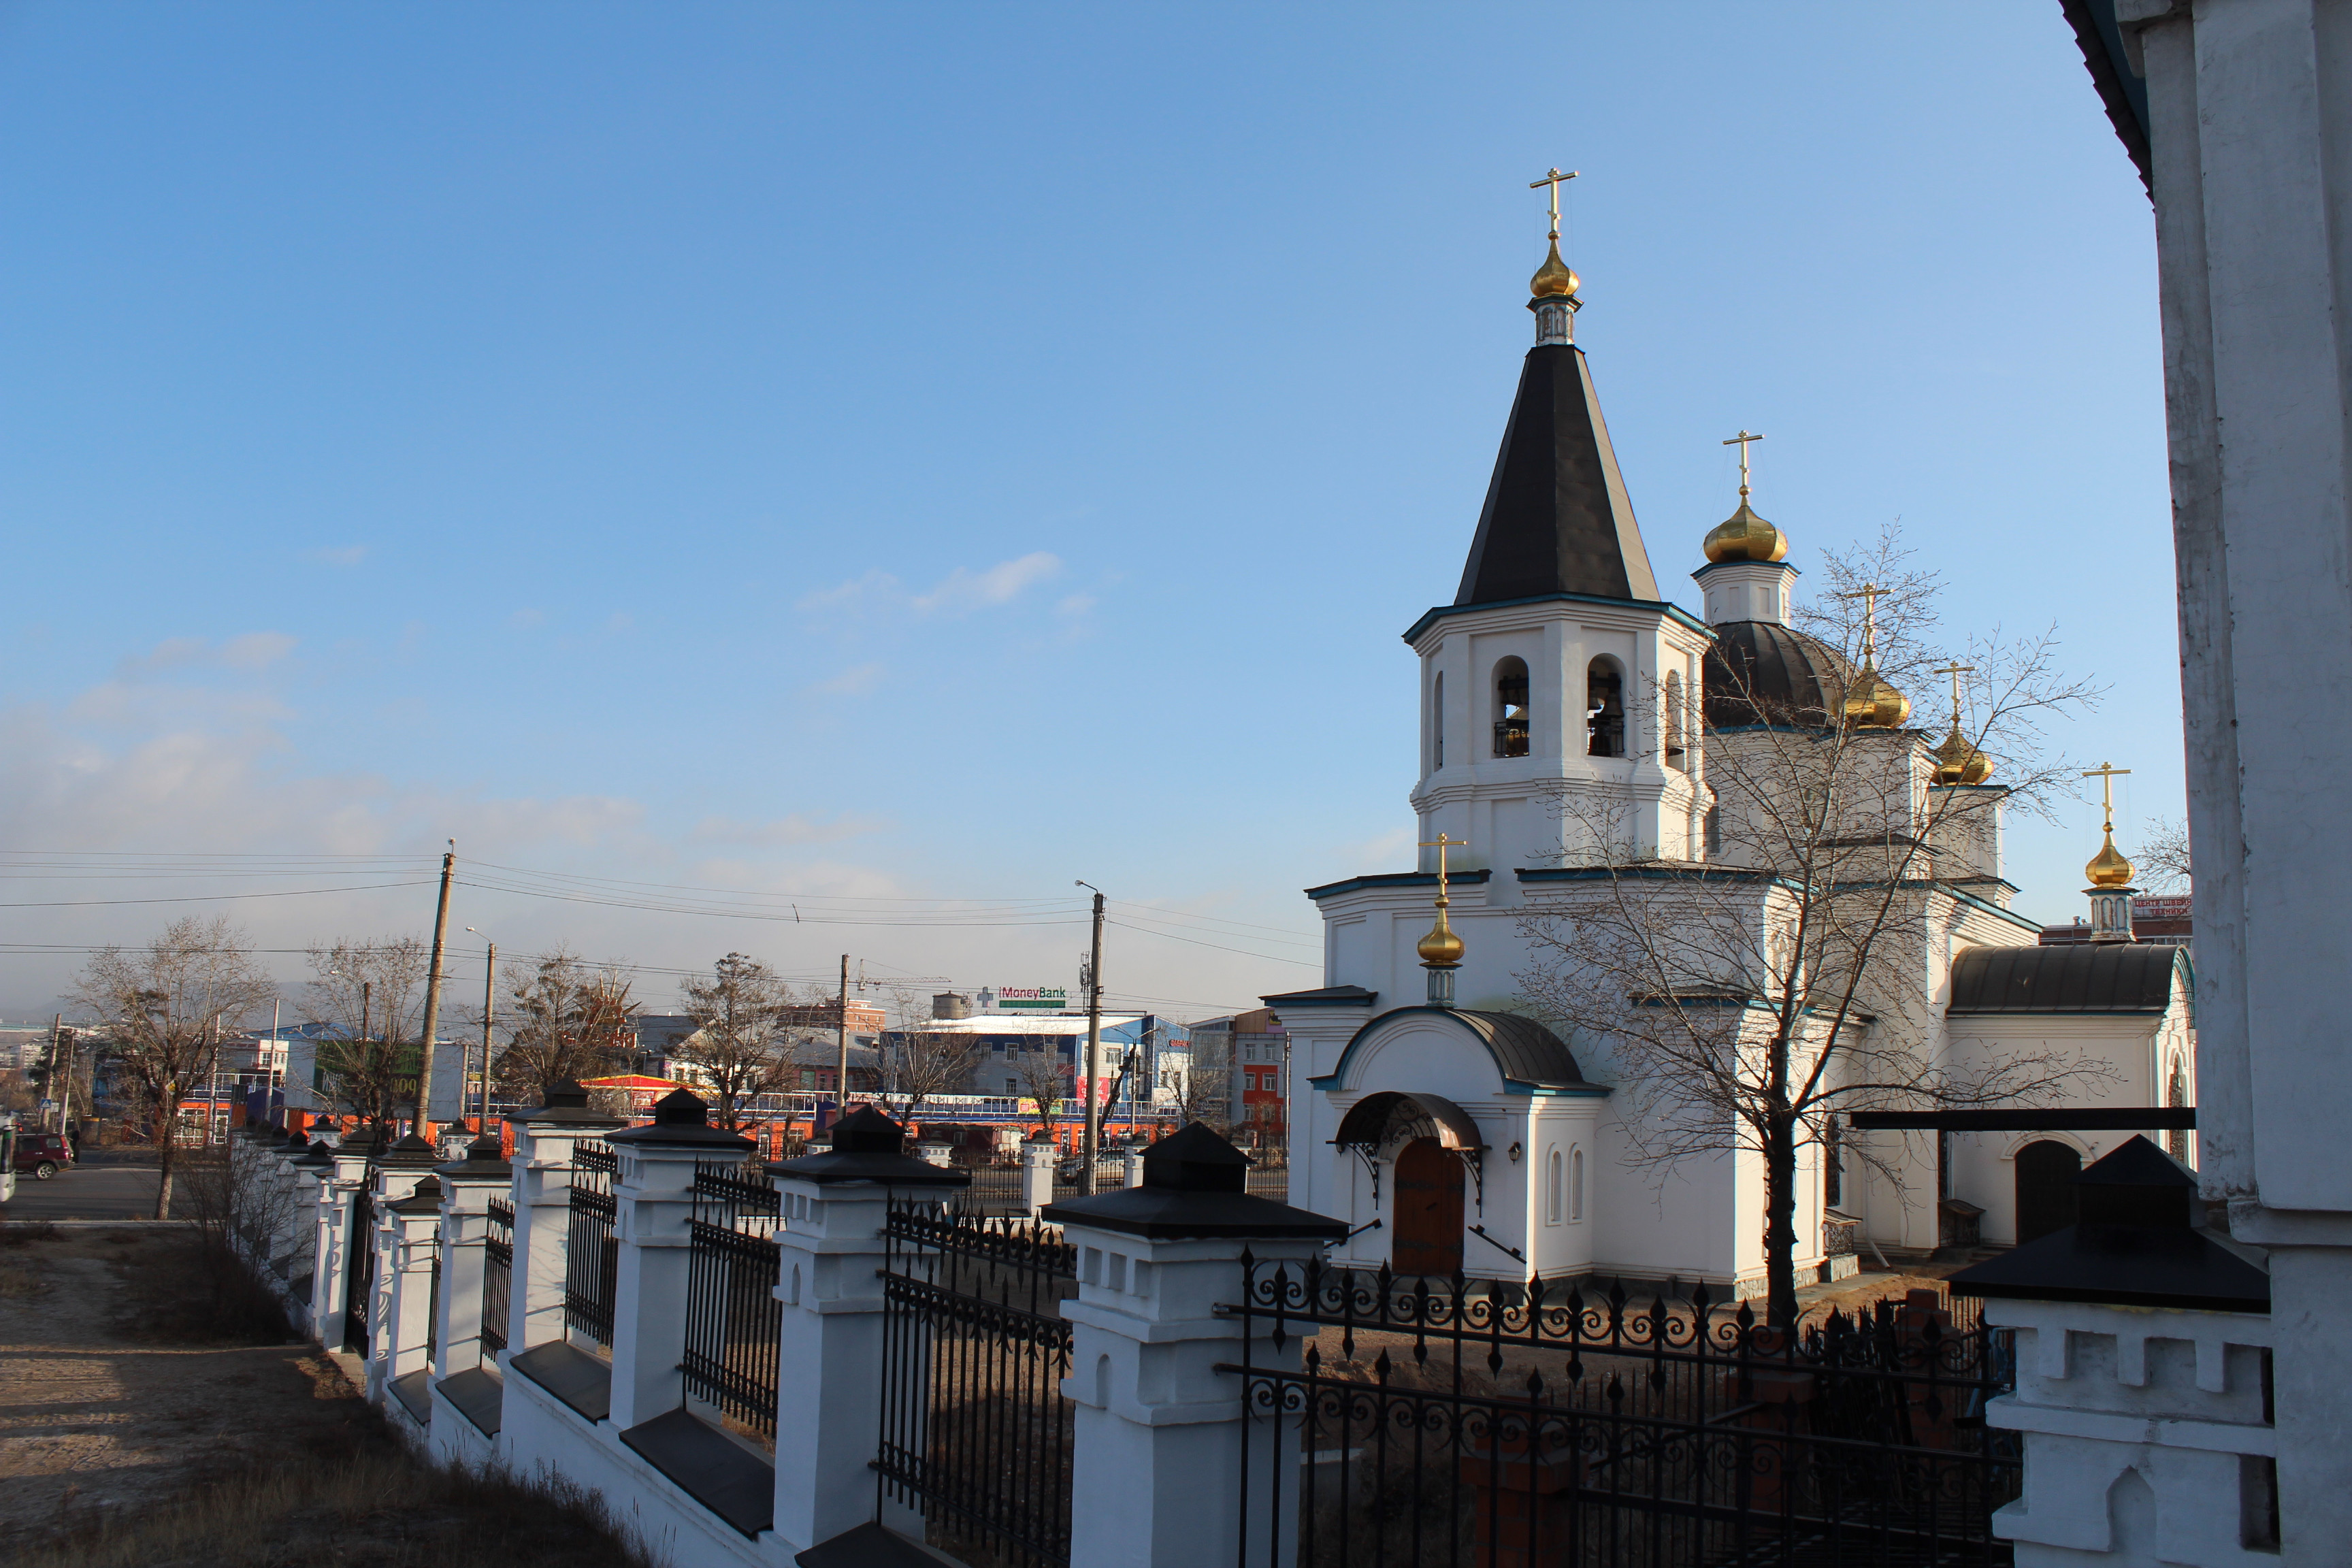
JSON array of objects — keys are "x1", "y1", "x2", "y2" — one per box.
[{"x1": 0, "y1": 1226, "x2": 373, "y2": 1546}]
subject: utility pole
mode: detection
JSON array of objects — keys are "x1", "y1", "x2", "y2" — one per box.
[
  {"x1": 833, "y1": 953, "x2": 851, "y2": 1130},
  {"x1": 43, "y1": 1013, "x2": 61, "y2": 1131},
  {"x1": 1077, "y1": 881, "x2": 1105, "y2": 1194},
  {"x1": 467, "y1": 930, "x2": 497, "y2": 1141},
  {"x1": 414, "y1": 846, "x2": 456, "y2": 1143}
]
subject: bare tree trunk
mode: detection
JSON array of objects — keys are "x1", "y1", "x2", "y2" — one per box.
[
  {"x1": 154, "y1": 1095, "x2": 177, "y2": 1220},
  {"x1": 1763, "y1": 1114, "x2": 1799, "y2": 1325}
]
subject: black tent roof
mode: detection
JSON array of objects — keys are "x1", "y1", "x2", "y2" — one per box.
[
  {"x1": 1454, "y1": 344, "x2": 1659, "y2": 610},
  {"x1": 1948, "y1": 943, "x2": 2188, "y2": 1015}
]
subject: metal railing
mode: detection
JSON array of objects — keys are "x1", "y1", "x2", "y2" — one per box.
[
  {"x1": 1222, "y1": 1262, "x2": 2017, "y2": 1568},
  {"x1": 878, "y1": 1201, "x2": 1077, "y2": 1568},
  {"x1": 684, "y1": 1160, "x2": 783, "y2": 1440},
  {"x1": 481, "y1": 1197, "x2": 514, "y2": 1358},
  {"x1": 563, "y1": 1142, "x2": 618, "y2": 1347}
]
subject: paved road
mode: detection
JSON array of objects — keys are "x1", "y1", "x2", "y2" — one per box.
[{"x1": 3, "y1": 1162, "x2": 179, "y2": 1220}]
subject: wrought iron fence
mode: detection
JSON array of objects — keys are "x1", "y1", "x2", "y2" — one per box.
[
  {"x1": 482, "y1": 1197, "x2": 514, "y2": 1358},
  {"x1": 1221, "y1": 1260, "x2": 2018, "y2": 1568},
  {"x1": 878, "y1": 1200, "x2": 1078, "y2": 1568},
  {"x1": 685, "y1": 1160, "x2": 783, "y2": 1440},
  {"x1": 564, "y1": 1142, "x2": 618, "y2": 1347}
]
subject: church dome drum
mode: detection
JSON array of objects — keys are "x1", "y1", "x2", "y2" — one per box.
[{"x1": 1702, "y1": 620, "x2": 1855, "y2": 729}]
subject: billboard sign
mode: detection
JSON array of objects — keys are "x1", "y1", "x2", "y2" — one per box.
[{"x1": 996, "y1": 987, "x2": 1069, "y2": 1011}]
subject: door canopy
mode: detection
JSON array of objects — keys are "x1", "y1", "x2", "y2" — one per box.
[{"x1": 1333, "y1": 1090, "x2": 1486, "y2": 1157}]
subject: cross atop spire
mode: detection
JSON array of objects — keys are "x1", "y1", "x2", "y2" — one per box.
[
  {"x1": 2082, "y1": 760, "x2": 2132, "y2": 834},
  {"x1": 1529, "y1": 167, "x2": 1578, "y2": 240},
  {"x1": 1721, "y1": 429, "x2": 1765, "y2": 500},
  {"x1": 1932, "y1": 659, "x2": 1976, "y2": 728}
]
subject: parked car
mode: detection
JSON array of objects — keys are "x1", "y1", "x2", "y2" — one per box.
[{"x1": 14, "y1": 1130, "x2": 72, "y2": 1180}]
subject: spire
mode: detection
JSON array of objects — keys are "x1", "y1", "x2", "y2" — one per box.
[
  {"x1": 1838, "y1": 583, "x2": 1912, "y2": 729},
  {"x1": 1417, "y1": 833, "x2": 1467, "y2": 1007},
  {"x1": 1930, "y1": 660, "x2": 1993, "y2": 785},
  {"x1": 1456, "y1": 178, "x2": 1659, "y2": 610},
  {"x1": 1703, "y1": 430, "x2": 1790, "y2": 564},
  {"x1": 2082, "y1": 761, "x2": 2137, "y2": 943}
]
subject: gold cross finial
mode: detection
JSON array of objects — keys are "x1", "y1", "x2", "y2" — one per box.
[
  {"x1": 1931, "y1": 659, "x2": 1975, "y2": 727},
  {"x1": 1420, "y1": 832, "x2": 1467, "y2": 897},
  {"x1": 1839, "y1": 583, "x2": 1891, "y2": 662},
  {"x1": 1529, "y1": 167, "x2": 1577, "y2": 239},
  {"x1": 1721, "y1": 429, "x2": 1765, "y2": 499},
  {"x1": 2082, "y1": 761, "x2": 2131, "y2": 832}
]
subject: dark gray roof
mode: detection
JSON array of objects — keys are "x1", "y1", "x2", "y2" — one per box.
[
  {"x1": 1703, "y1": 620, "x2": 1854, "y2": 730},
  {"x1": 1454, "y1": 1009, "x2": 1592, "y2": 1088},
  {"x1": 1454, "y1": 344, "x2": 1659, "y2": 609},
  {"x1": 1948, "y1": 943, "x2": 2187, "y2": 1015},
  {"x1": 2059, "y1": 0, "x2": 2152, "y2": 195},
  {"x1": 1261, "y1": 985, "x2": 1377, "y2": 1008}
]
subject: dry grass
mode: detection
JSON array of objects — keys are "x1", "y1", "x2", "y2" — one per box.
[{"x1": 20, "y1": 1429, "x2": 666, "y2": 1568}]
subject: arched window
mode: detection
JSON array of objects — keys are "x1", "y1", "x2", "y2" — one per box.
[
  {"x1": 1569, "y1": 1146, "x2": 1585, "y2": 1221},
  {"x1": 2167, "y1": 1056, "x2": 2190, "y2": 1163},
  {"x1": 1586, "y1": 659, "x2": 1624, "y2": 757},
  {"x1": 1544, "y1": 1147, "x2": 1563, "y2": 1224},
  {"x1": 1492, "y1": 657, "x2": 1531, "y2": 757},
  {"x1": 1664, "y1": 669, "x2": 1686, "y2": 770},
  {"x1": 1433, "y1": 672, "x2": 1445, "y2": 769},
  {"x1": 1705, "y1": 804, "x2": 1722, "y2": 857},
  {"x1": 1825, "y1": 1118, "x2": 1844, "y2": 1209}
]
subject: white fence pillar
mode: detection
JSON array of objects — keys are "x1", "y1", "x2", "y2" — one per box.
[
  {"x1": 502, "y1": 1081, "x2": 627, "y2": 1356},
  {"x1": 769, "y1": 1107, "x2": 971, "y2": 1560},
  {"x1": 1043, "y1": 1124, "x2": 1347, "y2": 1568},
  {"x1": 313, "y1": 1126, "x2": 382, "y2": 1350},
  {"x1": 1022, "y1": 1134, "x2": 1057, "y2": 1215},
  {"x1": 380, "y1": 1173, "x2": 444, "y2": 1437},
  {"x1": 364, "y1": 1137, "x2": 444, "y2": 1405},
  {"x1": 431, "y1": 1137, "x2": 512, "y2": 1381},
  {"x1": 605, "y1": 1092, "x2": 754, "y2": 1431}
]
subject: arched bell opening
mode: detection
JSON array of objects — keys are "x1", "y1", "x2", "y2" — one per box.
[
  {"x1": 1587, "y1": 657, "x2": 1625, "y2": 757},
  {"x1": 1492, "y1": 657, "x2": 1531, "y2": 758},
  {"x1": 1663, "y1": 668, "x2": 1687, "y2": 770}
]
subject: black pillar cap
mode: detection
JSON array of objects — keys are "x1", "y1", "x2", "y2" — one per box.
[
  {"x1": 509, "y1": 1077, "x2": 628, "y2": 1128},
  {"x1": 380, "y1": 1133, "x2": 444, "y2": 1169},
  {"x1": 609, "y1": 1089, "x2": 755, "y2": 1151},
  {"x1": 768, "y1": 1106, "x2": 968, "y2": 1188},
  {"x1": 1041, "y1": 1122, "x2": 1348, "y2": 1241},
  {"x1": 388, "y1": 1173, "x2": 445, "y2": 1213}
]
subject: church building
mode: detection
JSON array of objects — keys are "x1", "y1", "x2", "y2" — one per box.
[{"x1": 1268, "y1": 220, "x2": 2194, "y2": 1298}]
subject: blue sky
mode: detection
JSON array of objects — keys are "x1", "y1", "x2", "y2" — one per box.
[{"x1": 0, "y1": 3, "x2": 2174, "y2": 1020}]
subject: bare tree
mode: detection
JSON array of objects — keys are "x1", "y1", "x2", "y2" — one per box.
[
  {"x1": 497, "y1": 948, "x2": 638, "y2": 1107},
  {"x1": 71, "y1": 915, "x2": 277, "y2": 1218},
  {"x1": 305, "y1": 936, "x2": 429, "y2": 1141},
  {"x1": 1012, "y1": 1046, "x2": 1069, "y2": 1140},
  {"x1": 1517, "y1": 527, "x2": 2110, "y2": 1324},
  {"x1": 1162, "y1": 1057, "x2": 1230, "y2": 1132},
  {"x1": 2132, "y1": 816, "x2": 2193, "y2": 893},
  {"x1": 676, "y1": 952, "x2": 793, "y2": 1129}
]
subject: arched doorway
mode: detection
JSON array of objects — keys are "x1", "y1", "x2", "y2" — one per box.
[
  {"x1": 1392, "y1": 1137, "x2": 1465, "y2": 1277},
  {"x1": 2014, "y1": 1141, "x2": 2082, "y2": 1244}
]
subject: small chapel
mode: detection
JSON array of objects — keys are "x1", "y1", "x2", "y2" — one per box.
[{"x1": 1269, "y1": 212, "x2": 2194, "y2": 1298}]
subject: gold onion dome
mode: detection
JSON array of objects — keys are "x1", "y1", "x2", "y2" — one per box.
[
  {"x1": 1703, "y1": 500, "x2": 1790, "y2": 564},
  {"x1": 1843, "y1": 664, "x2": 1912, "y2": 730},
  {"x1": 1530, "y1": 238, "x2": 1580, "y2": 301},
  {"x1": 2085, "y1": 829, "x2": 2135, "y2": 889},
  {"x1": 1417, "y1": 905, "x2": 1465, "y2": 967},
  {"x1": 1931, "y1": 727, "x2": 1993, "y2": 785}
]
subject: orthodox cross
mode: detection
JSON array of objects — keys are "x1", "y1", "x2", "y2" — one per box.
[
  {"x1": 1931, "y1": 659, "x2": 1975, "y2": 727},
  {"x1": 1420, "y1": 832, "x2": 1468, "y2": 900},
  {"x1": 1721, "y1": 429, "x2": 1765, "y2": 499},
  {"x1": 1529, "y1": 167, "x2": 1578, "y2": 239},
  {"x1": 1839, "y1": 583, "x2": 1890, "y2": 662},
  {"x1": 2082, "y1": 760, "x2": 2131, "y2": 832}
]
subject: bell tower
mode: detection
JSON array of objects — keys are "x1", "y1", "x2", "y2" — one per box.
[{"x1": 1406, "y1": 194, "x2": 1712, "y2": 877}]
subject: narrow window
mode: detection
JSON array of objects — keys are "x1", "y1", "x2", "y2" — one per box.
[
  {"x1": 1433, "y1": 672, "x2": 1445, "y2": 769},
  {"x1": 1705, "y1": 804, "x2": 1722, "y2": 856},
  {"x1": 1570, "y1": 1147, "x2": 1585, "y2": 1221},
  {"x1": 1493, "y1": 657, "x2": 1531, "y2": 757},
  {"x1": 1545, "y1": 1149, "x2": 1563, "y2": 1224},
  {"x1": 1664, "y1": 670, "x2": 1686, "y2": 770},
  {"x1": 1586, "y1": 660, "x2": 1624, "y2": 757},
  {"x1": 1825, "y1": 1118, "x2": 1844, "y2": 1209},
  {"x1": 2167, "y1": 1057, "x2": 2190, "y2": 1163}
]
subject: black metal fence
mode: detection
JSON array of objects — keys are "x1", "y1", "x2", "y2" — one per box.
[
  {"x1": 482, "y1": 1196, "x2": 514, "y2": 1359},
  {"x1": 564, "y1": 1142, "x2": 618, "y2": 1347},
  {"x1": 1222, "y1": 1261, "x2": 2018, "y2": 1568},
  {"x1": 878, "y1": 1201, "x2": 1078, "y2": 1568},
  {"x1": 685, "y1": 1159, "x2": 783, "y2": 1441}
]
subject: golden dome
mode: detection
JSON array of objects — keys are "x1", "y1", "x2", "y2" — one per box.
[
  {"x1": 2085, "y1": 828, "x2": 2135, "y2": 888},
  {"x1": 1932, "y1": 725, "x2": 1993, "y2": 785},
  {"x1": 1843, "y1": 664, "x2": 1911, "y2": 730},
  {"x1": 1703, "y1": 500, "x2": 1789, "y2": 564},
  {"x1": 1417, "y1": 905, "x2": 1465, "y2": 968},
  {"x1": 1530, "y1": 238, "x2": 1580, "y2": 301}
]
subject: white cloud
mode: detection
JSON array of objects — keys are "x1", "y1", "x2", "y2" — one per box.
[
  {"x1": 114, "y1": 632, "x2": 297, "y2": 680},
  {"x1": 510, "y1": 608, "x2": 545, "y2": 630},
  {"x1": 806, "y1": 662, "x2": 884, "y2": 698},
  {"x1": 911, "y1": 551, "x2": 1061, "y2": 615},
  {"x1": 302, "y1": 545, "x2": 368, "y2": 568},
  {"x1": 795, "y1": 570, "x2": 899, "y2": 614},
  {"x1": 689, "y1": 812, "x2": 890, "y2": 847}
]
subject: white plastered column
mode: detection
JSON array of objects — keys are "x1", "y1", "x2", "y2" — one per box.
[
  {"x1": 604, "y1": 1115, "x2": 752, "y2": 1431},
  {"x1": 500, "y1": 1091, "x2": 626, "y2": 1358}
]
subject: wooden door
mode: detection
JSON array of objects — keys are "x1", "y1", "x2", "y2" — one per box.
[
  {"x1": 1392, "y1": 1137, "x2": 1465, "y2": 1277},
  {"x1": 2014, "y1": 1141, "x2": 2082, "y2": 1245}
]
